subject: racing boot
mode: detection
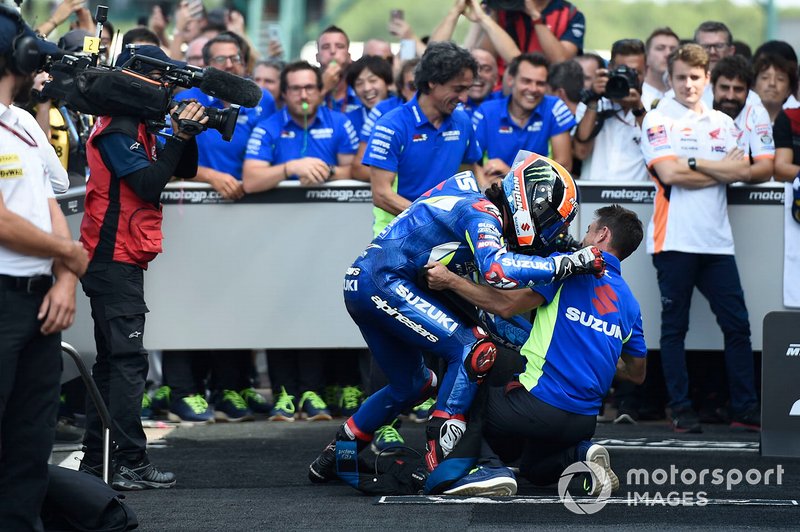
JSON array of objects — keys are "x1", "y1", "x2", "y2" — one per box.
[
  {"x1": 308, "y1": 421, "x2": 370, "y2": 483},
  {"x1": 424, "y1": 412, "x2": 467, "y2": 473}
]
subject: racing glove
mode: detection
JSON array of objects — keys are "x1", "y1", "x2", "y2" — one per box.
[{"x1": 552, "y1": 246, "x2": 605, "y2": 281}]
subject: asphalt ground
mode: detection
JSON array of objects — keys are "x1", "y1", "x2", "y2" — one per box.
[{"x1": 52, "y1": 418, "x2": 799, "y2": 531}]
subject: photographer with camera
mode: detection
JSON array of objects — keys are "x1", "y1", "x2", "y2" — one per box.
[
  {"x1": 77, "y1": 45, "x2": 207, "y2": 491},
  {"x1": 574, "y1": 38, "x2": 649, "y2": 182}
]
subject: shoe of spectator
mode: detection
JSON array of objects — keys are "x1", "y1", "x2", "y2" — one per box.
[
  {"x1": 671, "y1": 407, "x2": 702, "y2": 434},
  {"x1": 213, "y1": 390, "x2": 255, "y2": 422},
  {"x1": 168, "y1": 394, "x2": 214, "y2": 423},
  {"x1": 55, "y1": 417, "x2": 85, "y2": 443},
  {"x1": 141, "y1": 394, "x2": 153, "y2": 420},
  {"x1": 409, "y1": 397, "x2": 435, "y2": 423},
  {"x1": 308, "y1": 440, "x2": 338, "y2": 483},
  {"x1": 585, "y1": 444, "x2": 620, "y2": 495},
  {"x1": 637, "y1": 405, "x2": 665, "y2": 421},
  {"x1": 613, "y1": 403, "x2": 638, "y2": 424},
  {"x1": 151, "y1": 385, "x2": 171, "y2": 414},
  {"x1": 323, "y1": 385, "x2": 342, "y2": 417},
  {"x1": 240, "y1": 387, "x2": 272, "y2": 415},
  {"x1": 730, "y1": 406, "x2": 761, "y2": 432},
  {"x1": 698, "y1": 405, "x2": 729, "y2": 424},
  {"x1": 269, "y1": 387, "x2": 296, "y2": 421},
  {"x1": 112, "y1": 460, "x2": 176, "y2": 490},
  {"x1": 443, "y1": 466, "x2": 518, "y2": 496},
  {"x1": 298, "y1": 391, "x2": 332, "y2": 421},
  {"x1": 339, "y1": 385, "x2": 364, "y2": 418},
  {"x1": 370, "y1": 419, "x2": 405, "y2": 455}
]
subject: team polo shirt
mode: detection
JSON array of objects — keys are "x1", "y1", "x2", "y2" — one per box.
[
  {"x1": 641, "y1": 82, "x2": 664, "y2": 111},
  {"x1": 641, "y1": 96, "x2": 744, "y2": 255},
  {"x1": 245, "y1": 106, "x2": 358, "y2": 175},
  {"x1": 325, "y1": 85, "x2": 362, "y2": 114},
  {"x1": 575, "y1": 99, "x2": 648, "y2": 181},
  {"x1": 733, "y1": 101, "x2": 774, "y2": 161},
  {"x1": 460, "y1": 92, "x2": 503, "y2": 120},
  {"x1": 363, "y1": 94, "x2": 482, "y2": 200},
  {"x1": 472, "y1": 94, "x2": 575, "y2": 166},
  {"x1": 519, "y1": 252, "x2": 646, "y2": 415},
  {"x1": 0, "y1": 103, "x2": 63, "y2": 276},
  {"x1": 359, "y1": 96, "x2": 403, "y2": 142},
  {"x1": 174, "y1": 87, "x2": 276, "y2": 180}
]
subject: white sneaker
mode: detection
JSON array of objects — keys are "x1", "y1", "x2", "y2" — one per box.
[{"x1": 585, "y1": 444, "x2": 619, "y2": 495}]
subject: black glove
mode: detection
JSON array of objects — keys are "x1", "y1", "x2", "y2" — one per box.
[
  {"x1": 552, "y1": 232, "x2": 582, "y2": 252},
  {"x1": 552, "y1": 246, "x2": 605, "y2": 281}
]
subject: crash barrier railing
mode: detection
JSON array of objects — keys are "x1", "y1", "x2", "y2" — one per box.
[
  {"x1": 58, "y1": 180, "x2": 788, "y2": 355},
  {"x1": 61, "y1": 341, "x2": 112, "y2": 484}
]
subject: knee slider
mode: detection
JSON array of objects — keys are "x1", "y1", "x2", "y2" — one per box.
[{"x1": 464, "y1": 338, "x2": 497, "y2": 383}]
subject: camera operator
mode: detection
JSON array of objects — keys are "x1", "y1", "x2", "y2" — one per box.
[
  {"x1": 0, "y1": 7, "x2": 90, "y2": 529},
  {"x1": 77, "y1": 45, "x2": 207, "y2": 491},
  {"x1": 574, "y1": 38, "x2": 649, "y2": 182}
]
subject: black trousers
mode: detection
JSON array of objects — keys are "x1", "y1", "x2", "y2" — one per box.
[
  {"x1": 480, "y1": 385, "x2": 597, "y2": 485},
  {"x1": 81, "y1": 262, "x2": 150, "y2": 467},
  {"x1": 162, "y1": 349, "x2": 253, "y2": 399},
  {"x1": 267, "y1": 349, "x2": 326, "y2": 397},
  {"x1": 0, "y1": 283, "x2": 61, "y2": 531}
]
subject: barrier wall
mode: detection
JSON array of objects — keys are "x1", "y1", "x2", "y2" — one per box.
[{"x1": 60, "y1": 180, "x2": 787, "y2": 355}]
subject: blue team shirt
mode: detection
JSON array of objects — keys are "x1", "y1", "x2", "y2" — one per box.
[
  {"x1": 363, "y1": 95, "x2": 482, "y2": 202},
  {"x1": 359, "y1": 96, "x2": 404, "y2": 142},
  {"x1": 96, "y1": 133, "x2": 158, "y2": 178},
  {"x1": 459, "y1": 92, "x2": 503, "y2": 120},
  {"x1": 520, "y1": 253, "x2": 647, "y2": 415},
  {"x1": 472, "y1": 94, "x2": 575, "y2": 166},
  {"x1": 173, "y1": 86, "x2": 276, "y2": 179},
  {"x1": 326, "y1": 85, "x2": 362, "y2": 113},
  {"x1": 245, "y1": 106, "x2": 358, "y2": 177}
]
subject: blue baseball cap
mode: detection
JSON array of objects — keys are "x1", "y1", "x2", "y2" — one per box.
[
  {"x1": 115, "y1": 45, "x2": 187, "y2": 73},
  {"x1": 0, "y1": 7, "x2": 62, "y2": 61}
]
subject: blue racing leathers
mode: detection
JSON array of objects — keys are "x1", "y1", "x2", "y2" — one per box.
[{"x1": 343, "y1": 171, "x2": 565, "y2": 473}]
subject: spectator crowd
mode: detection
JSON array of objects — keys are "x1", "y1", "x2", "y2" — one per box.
[{"x1": 5, "y1": 0, "x2": 799, "y2": 498}]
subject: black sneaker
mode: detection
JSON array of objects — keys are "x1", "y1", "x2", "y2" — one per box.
[
  {"x1": 613, "y1": 403, "x2": 638, "y2": 424},
  {"x1": 672, "y1": 407, "x2": 702, "y2": 433},
  {"x1": 112, "y1": 460, "x2": 176, "y2": 490},
  {"x1": 308, "y1": 440, "x2": 338, "y2": 483},
  {"x1": 78, "y1": 460, "x2": 103, "y2": 478},
  {"x1": 730, "y1": 406, "x2": 761, "y2": 432}
]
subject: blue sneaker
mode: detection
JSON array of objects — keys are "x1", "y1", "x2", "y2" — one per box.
[
  {"x1": 151, "y1": 385, "x2": 171, "y2": 414},
  {"x1": 239, "y1": 387, "x2": 271, "y2": 415},
  {"x1": 443, "y1": 466, "x2": 518, "y2": 496},
  {"x1": 409, "y1": 397, "x2": 435, "y2": 423},
  {"x1": 298, "y1": 391, "x2": 332, "y2": 421},
  {"x1": 168, "y1": 394, "x2": 214, "y2": 423},
  {"x1": 269, "y1": 387, "x2": 296, "y2": 421},
  {"x1": 370, "y1": 419, "x2": 405, "y2": 455},
  {"x1": 213, "y1": 390, "x2": 254, "y2": 422},
  {"x1": 339, "y1": 385, "x2": 364, "y2": 417}
]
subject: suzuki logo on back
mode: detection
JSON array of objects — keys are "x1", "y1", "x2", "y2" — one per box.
[
  {"x1": 787, "y1": 344, "x2": 800, "y2": 357},
  {"x1": 592, "y1": 285, "x2": 618, "y2": 315}
]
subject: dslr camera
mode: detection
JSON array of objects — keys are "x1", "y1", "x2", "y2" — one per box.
[{"x1": 604, "y1": 65, "x2": 639, "y2": 100}]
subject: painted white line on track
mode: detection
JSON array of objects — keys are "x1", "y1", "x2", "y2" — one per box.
[{"x1": 376, "y1": 495, "x2": 800, "y2": 506}]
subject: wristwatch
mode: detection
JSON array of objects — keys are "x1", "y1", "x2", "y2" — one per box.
[{"x1": 688, "y1": 157, "x2": 697, "y2": 171}]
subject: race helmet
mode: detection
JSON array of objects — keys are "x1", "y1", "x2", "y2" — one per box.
[{"x1": 501, "y1": 151, "x2": 579, "y2": 254}]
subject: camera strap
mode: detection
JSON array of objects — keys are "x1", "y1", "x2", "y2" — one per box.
[{"x1": 574, "y1": 107, "x2": 616, "y2": 144}]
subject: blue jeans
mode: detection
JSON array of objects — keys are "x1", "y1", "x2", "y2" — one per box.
[{"x1": 652, "y1": 252, "x2": 757, "y2": 414}]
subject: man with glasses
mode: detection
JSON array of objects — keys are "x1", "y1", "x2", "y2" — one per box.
[
  {"x1": 242, "y1": 60, "x2": 359, "y2": 422},
  {"x1": 574, "y1": 39, "x2": 649, "y2": 182}
]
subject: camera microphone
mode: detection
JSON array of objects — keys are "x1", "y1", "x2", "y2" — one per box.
[{"x1": 197, "y1": 67, "x2": 262, "y2": 108}]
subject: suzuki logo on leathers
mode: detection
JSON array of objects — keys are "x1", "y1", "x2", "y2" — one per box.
[{"x1": 395, "y1": 284, "x2": 458, "y2": 333}]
